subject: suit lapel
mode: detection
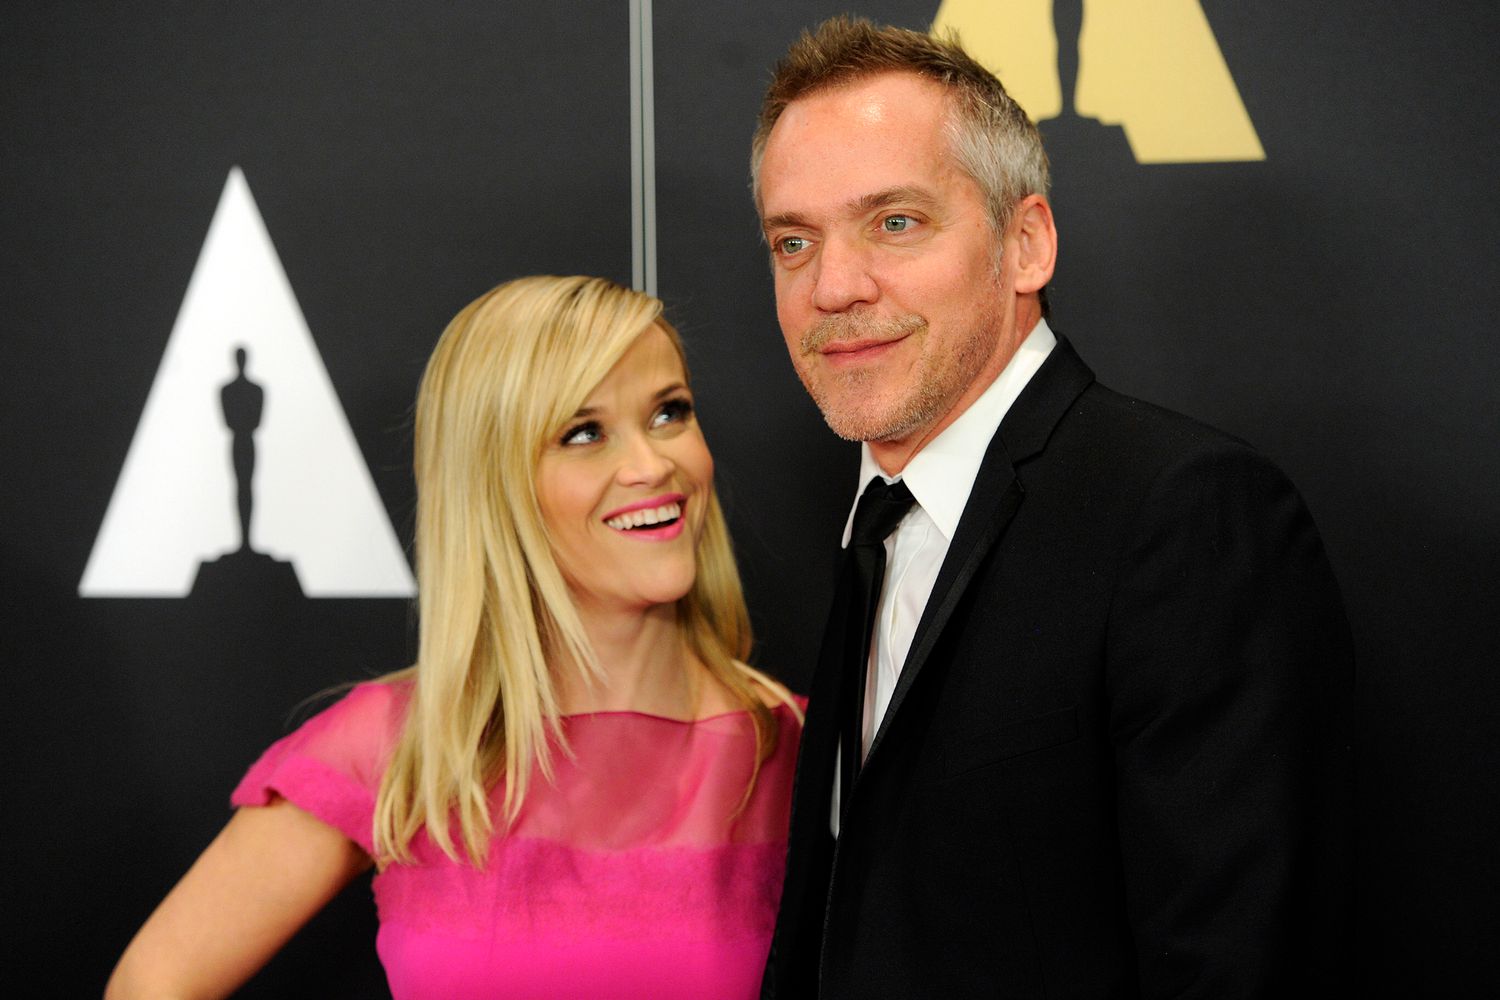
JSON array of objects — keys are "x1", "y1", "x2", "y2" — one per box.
[
  {"x1": 864, "y1": 337, "x2": 1095, "y2": 762},
  {"x1": 863, "y1": 444, "x2": 1021, "y2": 761}
]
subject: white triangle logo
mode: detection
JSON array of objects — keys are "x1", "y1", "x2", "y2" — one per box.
[{"x1": 79, "y1": 167, "x2": 416, "y2": 598}]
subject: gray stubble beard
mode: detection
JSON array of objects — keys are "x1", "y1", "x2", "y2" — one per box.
[{"x1": 797, "y1": 309, "x2": 998, "y2": 445}]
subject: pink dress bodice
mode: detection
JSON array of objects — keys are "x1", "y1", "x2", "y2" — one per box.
[{"x1": 232, "y1": 681, "x2": 802, "y2": 999}]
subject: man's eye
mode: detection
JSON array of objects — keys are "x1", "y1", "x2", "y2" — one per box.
[
  {"x1": 652, "y1": 398, "x2": 694, "y2": 428},
  {"x1": 560, "y1": 421, "x2": 602, "y2": 446},
  {"x1": 777, "y1": 236, "x2": 809, "y2": 255},
  {"x1": 882, "y1": 215, "x2": 915, "y2": 233}
]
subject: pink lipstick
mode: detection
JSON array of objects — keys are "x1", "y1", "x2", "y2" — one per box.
[{"x1": 602, "y1": 493, "x2": 688, "y2": 540}]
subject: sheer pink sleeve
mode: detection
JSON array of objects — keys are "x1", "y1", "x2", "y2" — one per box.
[{"x1": 230, "y1": 681, "x2": 409, "y2": 854}]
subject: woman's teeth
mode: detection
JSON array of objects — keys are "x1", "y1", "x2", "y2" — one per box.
[{"x1": 605, "y1": 501, "x2": 683, "y2": 531}]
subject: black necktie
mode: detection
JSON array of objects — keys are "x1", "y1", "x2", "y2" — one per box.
[{"x1": 838, "y1": 477, "x2": 916, "y2": 821}]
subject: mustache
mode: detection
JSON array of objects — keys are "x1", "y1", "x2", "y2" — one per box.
[{"x1": 800, "y1": 312, "x2": 927, "y2": 355}]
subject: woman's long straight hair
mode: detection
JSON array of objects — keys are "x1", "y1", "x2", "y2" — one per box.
[{"x1": 373, "y1": 275, "x2": 793, "y2": 866}]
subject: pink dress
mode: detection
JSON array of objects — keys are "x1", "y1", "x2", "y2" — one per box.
[{"x1": 232, "y1": 681, "x2": 802, "y2": 999}]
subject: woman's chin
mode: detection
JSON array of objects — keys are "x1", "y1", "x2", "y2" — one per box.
[{"x1": 572, "y1": 571, "x2": 698, "y2": 616}]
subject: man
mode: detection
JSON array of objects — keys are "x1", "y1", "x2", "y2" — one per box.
[{"x1": 753, "y1": 17, "x2": 1353, "y2": 999}]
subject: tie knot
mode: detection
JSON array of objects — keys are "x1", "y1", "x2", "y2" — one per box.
[{"x1": 850, "y1": 477, "x2": 915, "y2": 548}]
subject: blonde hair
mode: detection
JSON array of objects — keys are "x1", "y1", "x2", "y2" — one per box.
[{"x1": 374, "y1": 275, "x2": 789, "y2": 865}]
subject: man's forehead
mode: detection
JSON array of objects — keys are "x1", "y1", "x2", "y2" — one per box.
[
  {"x1": 773, "y1": 71, "x2": 948, "y2": 136},
  {"x1": 759, "y1": 131, "x2": 961, "y2": 228}
]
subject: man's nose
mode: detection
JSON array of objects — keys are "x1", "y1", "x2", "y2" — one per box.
[{"x1": 810, "y1": 235, "x2": 878, "y2": 313}]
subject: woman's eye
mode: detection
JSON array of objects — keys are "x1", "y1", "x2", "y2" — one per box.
[
  {"x1": 652, "y1": 398, "x2": 694, "y2": 428},
  {"x1": 777, "y1": 236, "x2": 809, "y2": 255},
  {"x1": 882, "y1": 214, "x2": 915, "y2": 233},
  {"x1": 560, "y1": 421, "x2": 602, "y2": 446}
]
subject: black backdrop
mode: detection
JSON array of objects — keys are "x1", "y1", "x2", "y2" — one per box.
[{"x1": 3, "y1": 2, "x2": 1496, "y2": 995}]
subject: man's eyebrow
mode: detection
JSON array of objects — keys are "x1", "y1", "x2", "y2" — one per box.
[
  {"x1": 761, "y1": 210, "x2": 810, "y2": 234},
  {"x1": 761, "y1": 186, "x2": 940, "y2": 234},
  {"x1": 849, "y1": 185, "x2": 940, "y2": 216}
]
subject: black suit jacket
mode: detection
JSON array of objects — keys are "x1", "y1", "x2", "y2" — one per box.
[{"x1": 763, "y1": 339, "x2": 1354, "y2": 999}]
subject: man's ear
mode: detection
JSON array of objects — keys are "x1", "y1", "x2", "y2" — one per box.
[{"x1": 1011, "y1": 194, "x2": 1058, "y2": 294}]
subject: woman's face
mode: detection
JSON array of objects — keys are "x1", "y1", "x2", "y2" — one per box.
[{"x1": 535, "y1": 325, "x2": 714, "y2": 613}]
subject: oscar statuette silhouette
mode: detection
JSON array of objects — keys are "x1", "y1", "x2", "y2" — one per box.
[
  {"x1": 190, "y1": 346, "x2": 302, "y2": 599},
  {"x1": 1037, "y1": 0, "x2": 1134, "y2": 199}
]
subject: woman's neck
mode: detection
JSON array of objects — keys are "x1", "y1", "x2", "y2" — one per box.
[{"x1": 555, "y1": 600, "x2": 721, "y2": 720}]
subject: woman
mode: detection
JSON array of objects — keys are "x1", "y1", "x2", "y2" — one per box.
[{"x1": 107, "y1": 276, "x2": 803, "y2": 999}]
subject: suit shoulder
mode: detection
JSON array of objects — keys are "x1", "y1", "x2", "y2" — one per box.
[
  {"x1": 1078, "y1": 381, "x2": 1246, "y2": 445},
  {"x1": 1066, "y1": 381, "x2": 1272, "y2": 471},
  {"x1": 1024, "y1": 380, "x2": 1312, "y2": 531}
]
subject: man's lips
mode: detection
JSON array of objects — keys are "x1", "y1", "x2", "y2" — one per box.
[
  {"x1": 818, "y1": 336, "x2": 906, "y2": 363},
  {"x1": 820, "y1": 336, "x2": 903, "y2": 355},
  {"x1": 801, "y1": 312, "x2": 926, "y2": 358}
]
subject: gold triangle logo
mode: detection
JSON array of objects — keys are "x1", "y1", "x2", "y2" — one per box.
[{"x1": 933, "y1": 0, "x2": 1264, "y2": 163}]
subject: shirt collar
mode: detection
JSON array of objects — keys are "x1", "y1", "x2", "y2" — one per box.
[{"x1": 843, "y1": 318, "x2": 1057, "y2": 545}]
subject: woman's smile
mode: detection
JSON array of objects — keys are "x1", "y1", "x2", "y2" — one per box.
[{"x1": 536, "y1": 326, "x2": 714, "y2": 609}]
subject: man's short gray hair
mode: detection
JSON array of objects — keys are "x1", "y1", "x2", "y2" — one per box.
[{"x1": 750, "y1": 15, "x2": 1051, "y2": 238}]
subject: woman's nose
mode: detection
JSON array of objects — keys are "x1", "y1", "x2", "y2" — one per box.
[{"x1": 616, "y1": 431, "x2": 674, "y2": 486}]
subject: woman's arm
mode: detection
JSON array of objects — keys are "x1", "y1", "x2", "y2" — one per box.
[{"x1": 105, "y1": 798, "x2": 373, "y2": 1000}]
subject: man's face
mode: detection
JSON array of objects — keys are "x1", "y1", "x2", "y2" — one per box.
[{"x1": 757, "y1": 71, "x2": 1025, "y2": 450}]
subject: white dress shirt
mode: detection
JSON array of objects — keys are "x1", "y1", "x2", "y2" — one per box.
[{"x1": 831, "y1": 319, "x2": 1057, "y2": 835}]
